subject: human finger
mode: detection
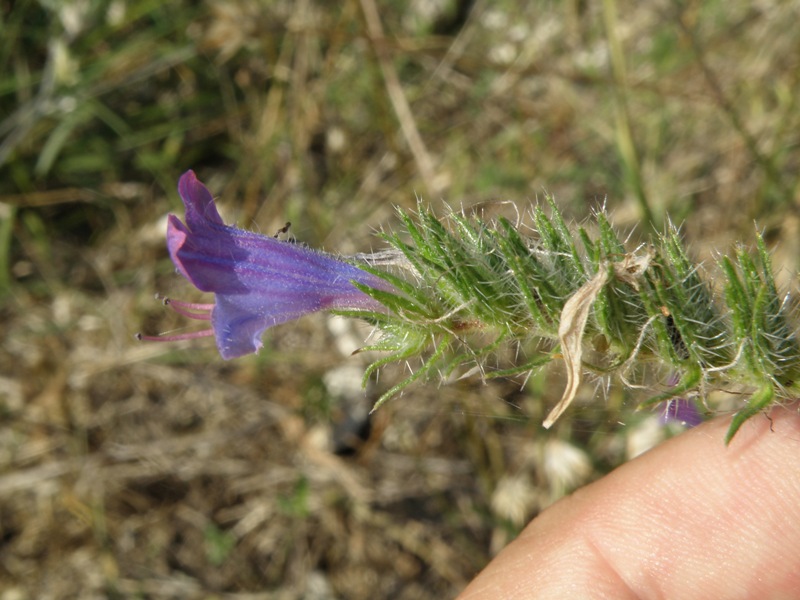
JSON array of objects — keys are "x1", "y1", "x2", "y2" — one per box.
[{"x1": 458, "y1": 405, "x2": 800, "y2": 599}]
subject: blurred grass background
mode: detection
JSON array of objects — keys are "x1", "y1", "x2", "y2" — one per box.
[{"x1": 1, "y1": 0, "x2": 799, "y2": 598}]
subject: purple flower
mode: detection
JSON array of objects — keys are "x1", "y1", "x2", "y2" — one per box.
[
  {"x1": 660, "y1": 397, "x2": 703, "y2": 428},
  {"x1": 658, "y1": 373, "x2": 703, "y2": 428},
  {"x1": 141, "y1": 170, "x2": 389, "y2": 358}
]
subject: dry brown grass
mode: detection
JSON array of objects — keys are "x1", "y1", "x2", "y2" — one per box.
[{"x1": 1, "y1": 0, "x2": 799, "y2": 597}]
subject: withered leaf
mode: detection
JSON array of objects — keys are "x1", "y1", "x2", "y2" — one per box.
[{"x1": 543, "y1": 262, "x2": 610, "y2": 428}]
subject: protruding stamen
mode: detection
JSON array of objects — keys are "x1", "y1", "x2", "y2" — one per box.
[
  {"x1": 166, "y1": 301, "x2": 213, "y2": 321},
  {"x1": 156, "y1": 294, "x2": 214, "y2": 310},
  {"x1": 135, "y1": 329, "x2": 215, "y2": 342},
  {"x1": 155, "y1": 295, "x2": 214, "y2": 320},
  {"x1": 137, "y1": 295, "x2": 216, "y2": 342}
]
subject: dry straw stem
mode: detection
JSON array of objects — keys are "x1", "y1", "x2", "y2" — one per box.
[{"x1": 359, "y1": 0, "x2": 441, "y2": 199}]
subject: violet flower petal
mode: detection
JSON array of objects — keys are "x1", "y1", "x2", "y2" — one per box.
[
  {"x1": 168, "y1": 170, "x2": 388, "y2": 359},
  {"x1": 660, "y1": 397, "x2": 703, "y2": 427},
  {"x1": 656, "y1": 372, "x2": 703, "y2": 427}
]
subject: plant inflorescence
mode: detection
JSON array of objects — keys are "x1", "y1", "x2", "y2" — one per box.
[{"x1": 342, "y1": 198, "x2": 800, "y2": 444}]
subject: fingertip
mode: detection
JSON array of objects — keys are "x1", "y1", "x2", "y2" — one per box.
[{"x1": 459, "y1": 405, "x2": 800, "y2": 599}]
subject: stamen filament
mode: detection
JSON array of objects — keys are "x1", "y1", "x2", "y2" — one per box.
[
  {"x1": 167, "y1": 303, "x2": 213, "y2": 321},
  {"x1": 155, "y1": 295, "x2": 214, "y2": 321},
  {"x1": 163, "y1": 297, "x2": 215, "y2": 311},
  {"x1": 136, "y1": 329, "x2": 215, "y2": 342}
]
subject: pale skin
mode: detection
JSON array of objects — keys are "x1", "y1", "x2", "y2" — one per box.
[{"x1": 458, "y1": 405, "x2": 800, "y2": 599}]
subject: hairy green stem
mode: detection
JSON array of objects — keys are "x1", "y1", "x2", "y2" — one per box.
[{"x1": 343, "y1": 199, "x2": 799, "y2": 443}]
